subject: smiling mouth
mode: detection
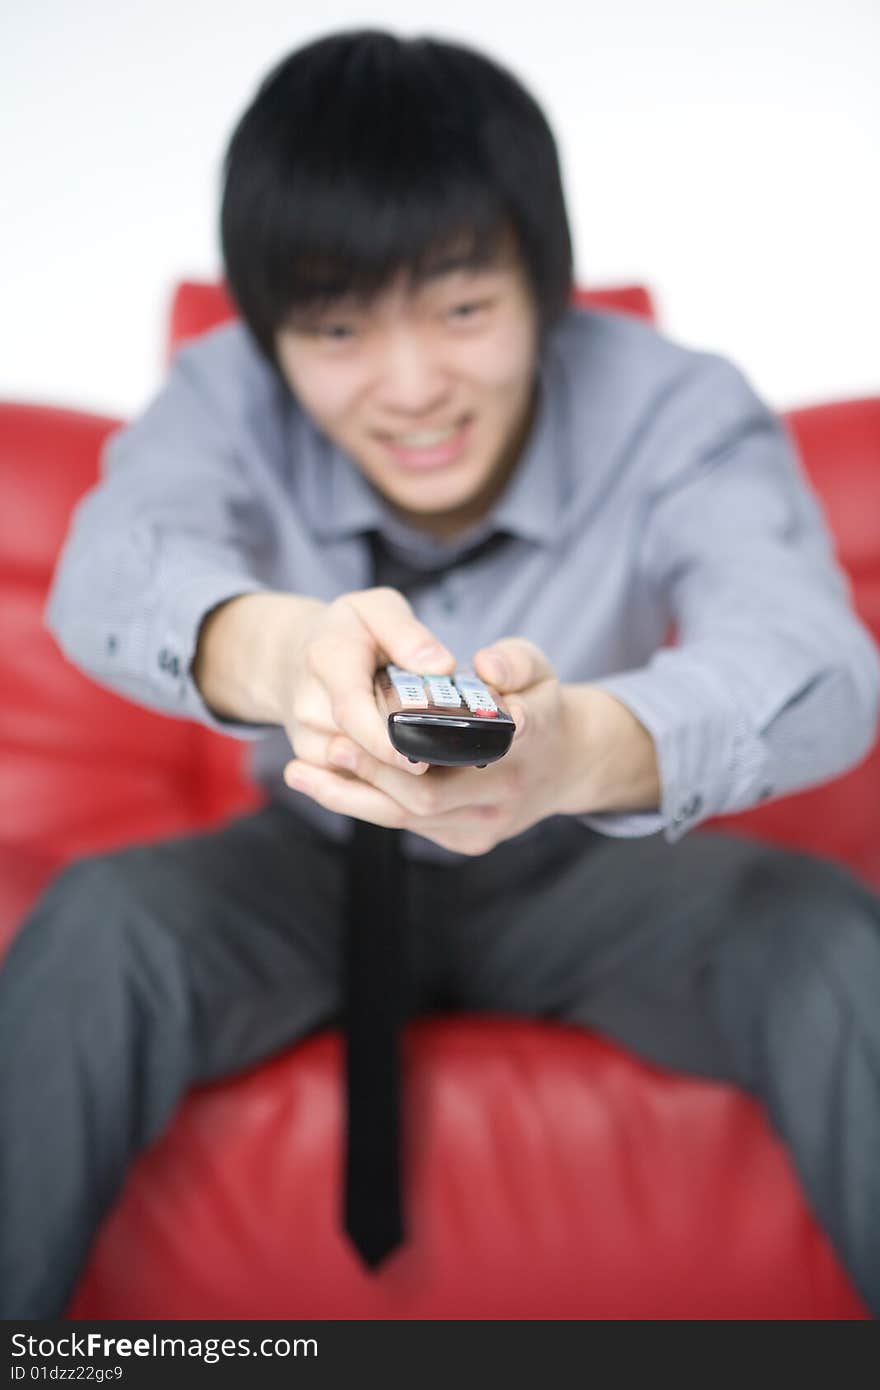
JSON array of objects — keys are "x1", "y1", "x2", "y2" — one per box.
[
  {"x1": 378, "y1": 416, "x2": 473, "y2": 470},
  {"x1": 378, "y1": 415, "x2": 471, "y2": 445}
]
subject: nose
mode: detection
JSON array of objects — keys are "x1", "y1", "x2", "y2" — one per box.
[{"x1": 374, "y1": 326, "x2": 452, "y2": 419}]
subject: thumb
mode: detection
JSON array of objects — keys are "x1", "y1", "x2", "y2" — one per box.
[{"x1": 474, "y1": 637, "x2": 555, "y2": 693}]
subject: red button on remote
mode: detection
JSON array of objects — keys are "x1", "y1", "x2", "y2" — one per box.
[{"x1": 473, "y1": 708, "x2": 498, "y2": 717}]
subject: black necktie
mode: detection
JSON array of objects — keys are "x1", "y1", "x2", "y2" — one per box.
[
  {"x1": 342, "y1": 533, "x2": 424, "y2": 1269},
  {"x1": 342, "y1": 527, "x2": 511, "y2": 1269},
  {"x1": 343, "y1": 812, "x2": 406, "y2": 1267}
]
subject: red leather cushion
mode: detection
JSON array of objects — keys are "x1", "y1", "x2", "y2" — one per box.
[
  {"x1": 0, "y1": 844, "x2": 64, "y2": 960},
  {"x1": 788, "y1": 396, "x2": 880, "y2": 580},
  {"x1": 66, "y1": 1018, "x2": 867, "y2": 1319}
]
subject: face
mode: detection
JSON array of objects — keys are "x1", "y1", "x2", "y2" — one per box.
[{"x1": 274, "y1": 243, "x2": 541, "y2": 542}]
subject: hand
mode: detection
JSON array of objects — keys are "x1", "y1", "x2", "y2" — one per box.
[
  {"x1": 276, "y1": 586, "x2": 457, "y2": 783},
  {"x1": 282, "y1": 636, "x2": 579, "y2": 856}
]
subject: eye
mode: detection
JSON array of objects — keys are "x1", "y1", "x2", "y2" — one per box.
[
  {"x1": 447, "y1": 299, "x2": 491, "y2": 322},
  {"x1": 317, "y1": 323, "x2": 356, "y2": 342}
]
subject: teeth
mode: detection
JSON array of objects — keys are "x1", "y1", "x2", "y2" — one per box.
[{"x1": 394, "y1": 425, "x2": 460, "y2": 447}]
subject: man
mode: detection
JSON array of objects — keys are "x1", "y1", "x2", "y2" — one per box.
[{"x1": 2, "y1": 28, "x2": 879, "y2": 1318}]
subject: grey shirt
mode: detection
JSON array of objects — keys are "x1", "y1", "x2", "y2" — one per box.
[{"x1": 44, "y1": 305, "x2": 880, "y2": 864}]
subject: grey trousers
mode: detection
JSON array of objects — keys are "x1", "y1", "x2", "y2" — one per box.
[{"x1": 1, "y1": 801, "x2": 879, "y2": 1318}]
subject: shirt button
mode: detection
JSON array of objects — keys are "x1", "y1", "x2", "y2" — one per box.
[
  {"x1": 759, "y1": 784, "x2": 773, "y2": 801},
  {"x1": 106, "y1": 634, "x2": 117, "y2": 654},
  {"x1": 158, "y1": 647, "x2": 181, "y2": 677},
  {"x1": 674, "y1": 793, "x2": 703, "y2": 824}
]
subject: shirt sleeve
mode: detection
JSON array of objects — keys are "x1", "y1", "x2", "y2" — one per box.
[
  {"x1": 579, "y1": 357, "x2": 880, "y2": 844},
  {"x1": 43, "y1": 347, "x2": 277, "y2": 737}
]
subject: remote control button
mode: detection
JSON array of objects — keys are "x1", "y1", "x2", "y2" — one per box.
[
  {"x1": 426, "y1": 677, "x2": 462, "y2": 707},
  {"x1": 462, "y1": 689, "x2": 498, "y2": 713},
  {"x1": 387, "y1": 666, "x2": 429, "y2": 707},
  {"x1": 472, "y1": 708, "x2": 498, "y2": 717},
  {"x1": 397, "y1": 685, "x2": 429, "y2": 707},
  {"x1": 454, "y1": 671, "x2": 490, "y2": 692},
  {"x1": 453, "y1": 670, "x2": 498, "y2": 712}
]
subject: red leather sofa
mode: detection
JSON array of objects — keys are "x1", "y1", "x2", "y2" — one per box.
[{"x1": 1, "y1": 281, "x2": 877, "y2": 1319}]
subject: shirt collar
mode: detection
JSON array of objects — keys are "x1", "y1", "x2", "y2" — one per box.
[{"x1": 292, "y1": 324, "x2": 568, "y2": 551}]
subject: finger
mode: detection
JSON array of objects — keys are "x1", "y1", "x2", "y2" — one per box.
[
  {"x1": 290, "y1": 726, "x2": 428, "y2": 779},
  {"x1": 307, "y1": 632, "x2": 425, "y2": 774},
  {"x1": 473, "y1": 637, "x2": 555, "y2": 693},
  {"x1": 282, "y1": 760, "x2": 409, "y2": 828},
  {"x1": 321, "y1": 737, "x2": 486, "y2": 818},
  {"x1": 346, "y1": 587, "x2": 457, "y2": 674},
  {"x1": 505, "y1": 697, "x2": 528, "y2": 740},
  {"x1": 288, "y1": 676, "x2": 339, "y2": 736},
  {"x1": 283, "y1": 758, "x2": 507, "y2": 844}
]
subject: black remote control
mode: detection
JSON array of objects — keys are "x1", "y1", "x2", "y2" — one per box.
[{"x1": 374, "y1": 665, "x2": 516, "y2": 767}]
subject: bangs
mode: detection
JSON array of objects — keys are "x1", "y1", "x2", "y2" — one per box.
[{"x1": 269, "y1": 182, "x2": 516, "y2": 324}]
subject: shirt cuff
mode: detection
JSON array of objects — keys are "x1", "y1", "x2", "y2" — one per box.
[
  {"x1": 142, "y1": 572, "x2": 277, "y2": 737},
  {"x1": 579, "y1": 656, "x2": 773, "y2": 844},
  {"x1": 577, "y1": 806, "x2": 669, "y2": 839}
]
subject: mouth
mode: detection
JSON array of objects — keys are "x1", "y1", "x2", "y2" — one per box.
[{"x1": 378, "y1": 416, "x2": 473, "y2": 471}]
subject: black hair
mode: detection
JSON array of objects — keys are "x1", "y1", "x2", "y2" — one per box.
[{"x1": 220, "y1": 29, "x2": 574, "y2": 369}]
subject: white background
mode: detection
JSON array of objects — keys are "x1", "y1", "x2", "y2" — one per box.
[{"x1": 2, "y1": 0, "x2": 878, "y2": 419}]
